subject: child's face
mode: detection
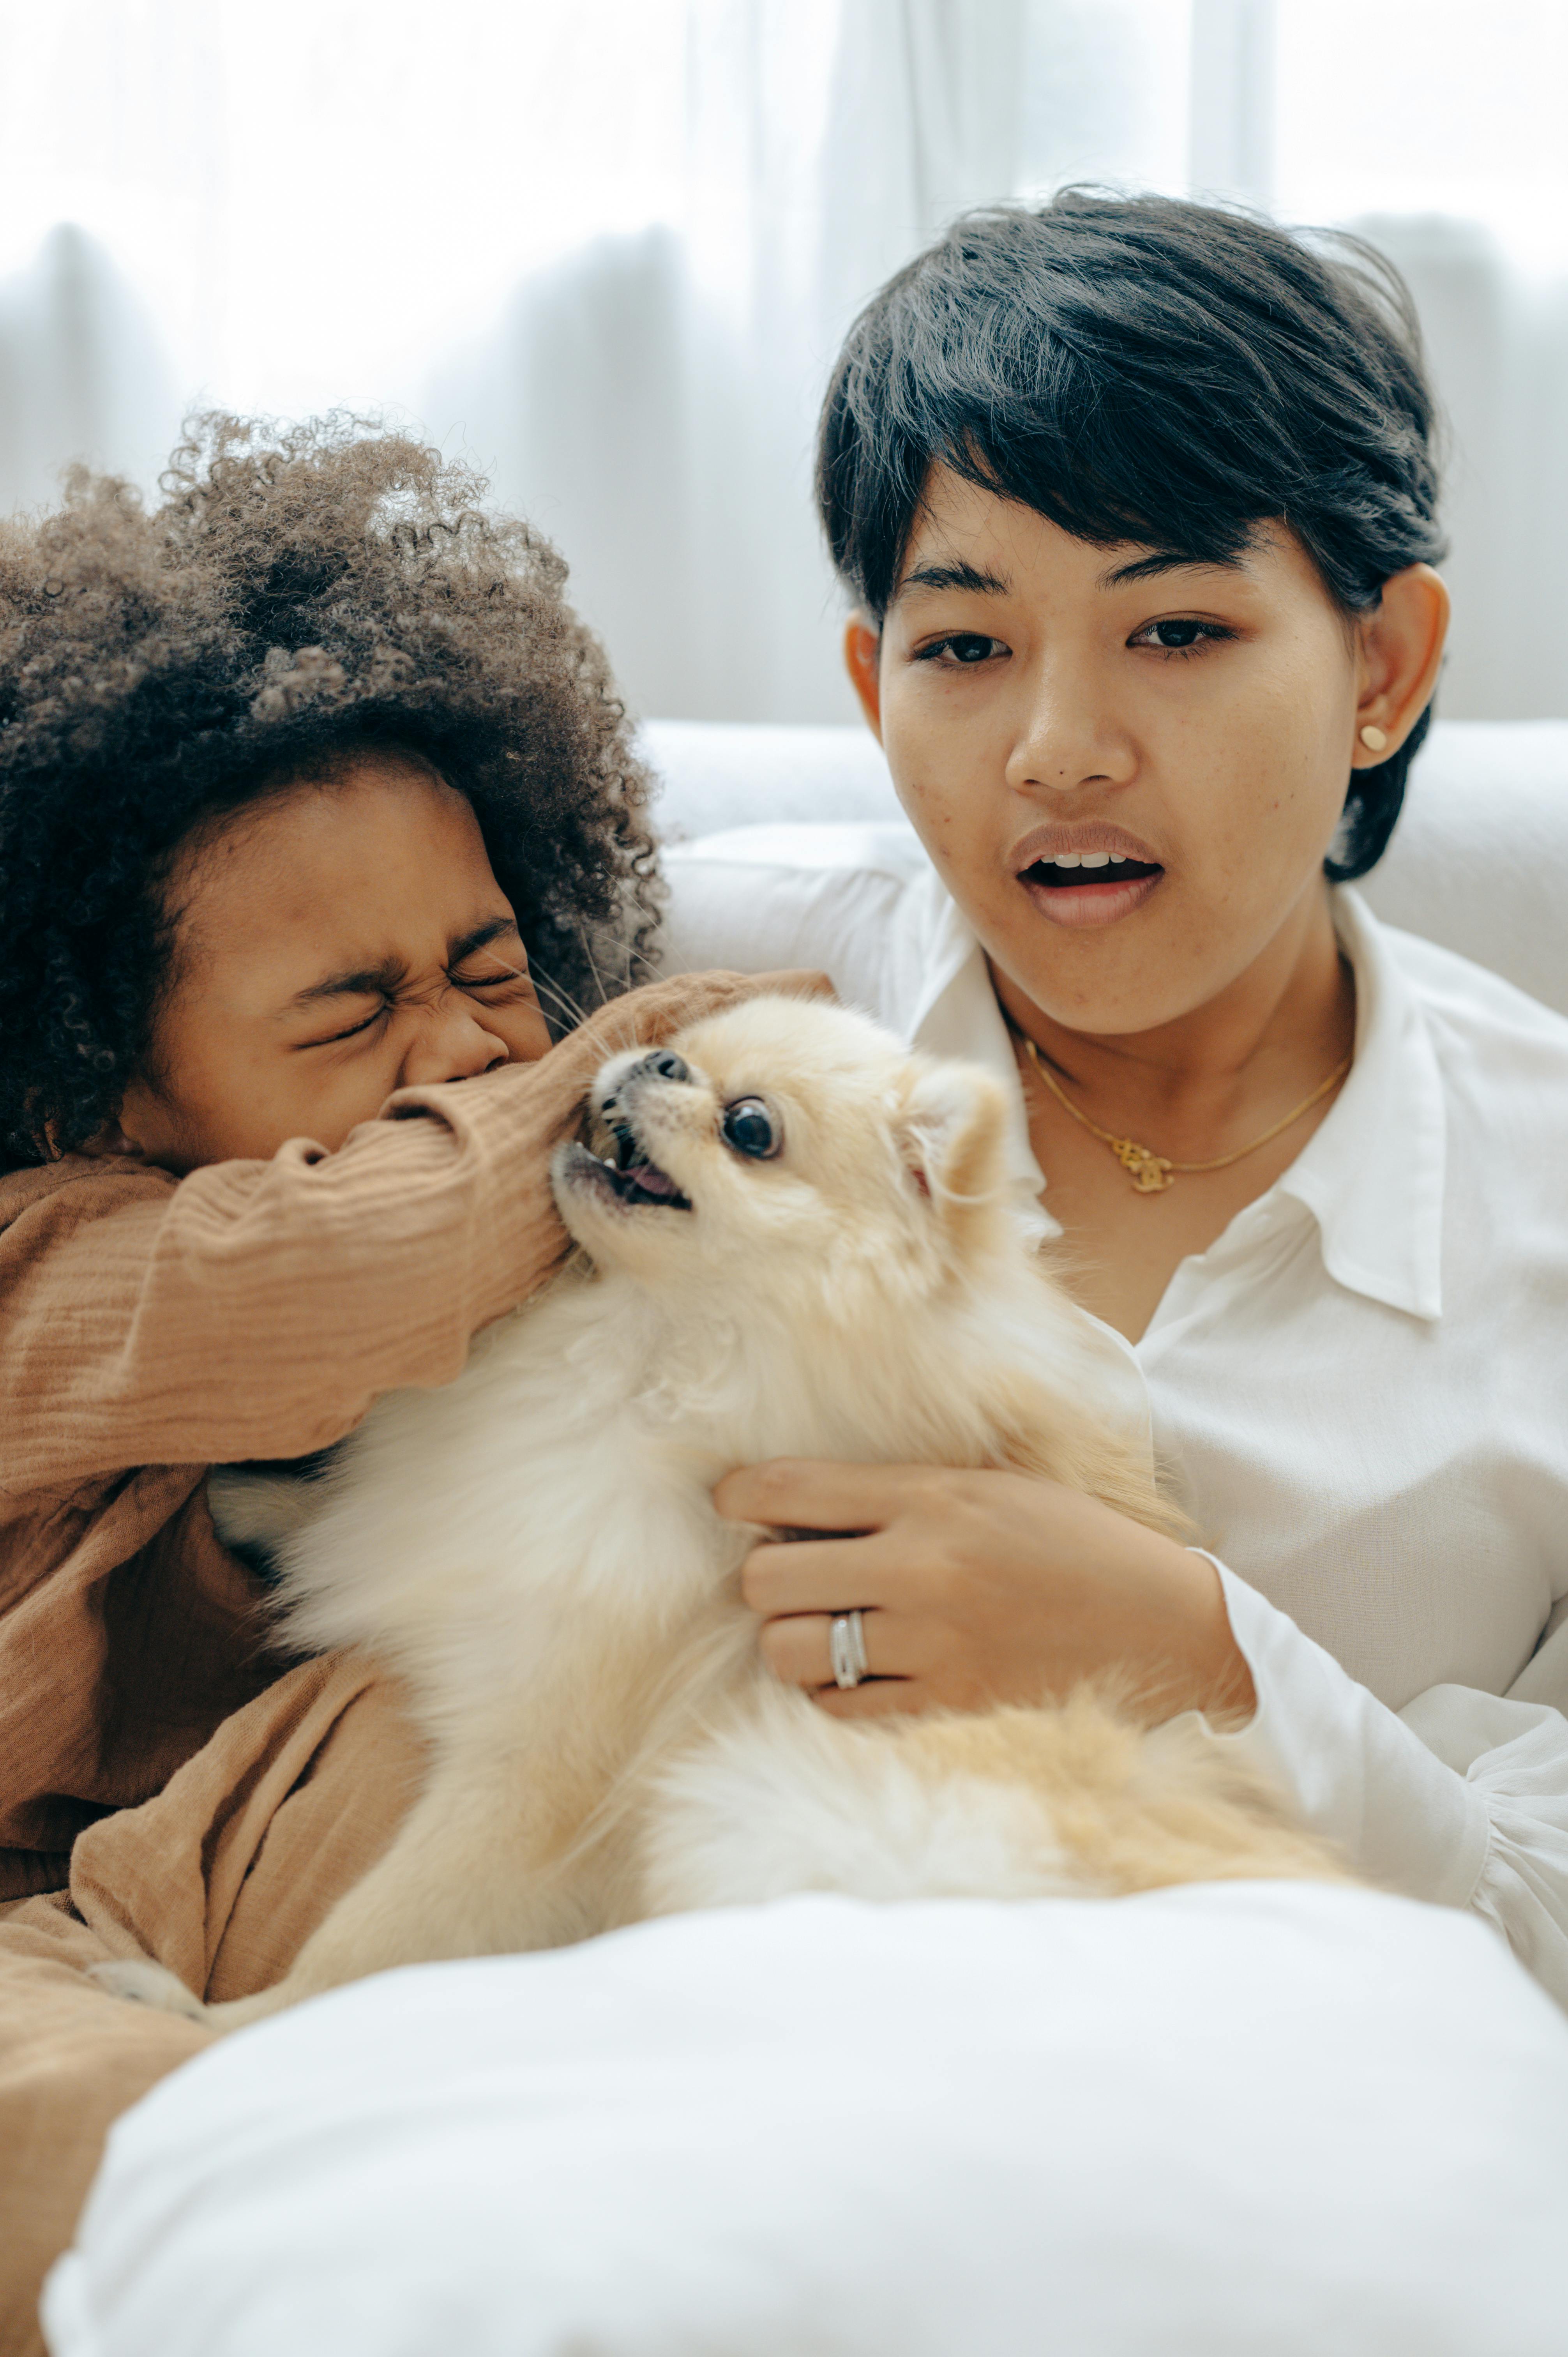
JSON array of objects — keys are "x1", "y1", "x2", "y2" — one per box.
[
  {"x1": 112, "y1": 758, "x2": 550, "y2": 1171},
  {"x1": 847, "y1": 466, "x2": 1444, "y2": 1040}
]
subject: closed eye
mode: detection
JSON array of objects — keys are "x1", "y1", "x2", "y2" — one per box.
[
  {"x1": 300, "y1": 1004, "x2": 387, "y2": 1051},
  {"x1": 302, "y1": 1003, "x2": 389, "y2": 1048}
]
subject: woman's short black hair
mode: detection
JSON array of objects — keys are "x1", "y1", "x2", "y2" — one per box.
[
  {"x1": 817, "y1": 189, "x2": 1446, "y2": 882},
  {"x1": 0, "y1": 415, "x2": 660, "y2": 1167}
]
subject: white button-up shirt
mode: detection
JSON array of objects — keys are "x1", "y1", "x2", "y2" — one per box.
[{"x1": 663, "y1": 822, "x2": 1568, "y2": 2003}]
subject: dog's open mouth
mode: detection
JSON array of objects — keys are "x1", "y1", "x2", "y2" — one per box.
[{"x1": 588, "y1": 1122, "x2": 692, "y2": 1211}]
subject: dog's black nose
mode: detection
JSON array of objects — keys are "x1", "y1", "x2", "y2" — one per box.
[{"x1": 627, "y1": 1049, "x2": 690, "y2": 1087}]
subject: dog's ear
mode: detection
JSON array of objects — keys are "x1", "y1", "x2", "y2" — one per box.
[{"x1": 893, "y1": 1060, "x2": 1009, "y2": 1222}]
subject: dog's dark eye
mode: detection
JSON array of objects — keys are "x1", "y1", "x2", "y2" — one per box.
[{"x1": 720, "y1": 1097, "x2": 781, "y2": 1160}]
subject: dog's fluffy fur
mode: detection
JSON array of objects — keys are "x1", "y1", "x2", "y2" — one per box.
[{"x1": 104, "y1": 997, "x2": 1341, "y2": 2030}]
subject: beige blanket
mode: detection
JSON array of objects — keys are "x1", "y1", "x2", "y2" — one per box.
[{"x1": 0, "y1": 1660, "x2": 420, "y2": 2357}]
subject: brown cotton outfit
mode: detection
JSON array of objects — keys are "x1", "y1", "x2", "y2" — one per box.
[{"x1": 0, "y1": 969, "x2": 802, "y2": 2357}]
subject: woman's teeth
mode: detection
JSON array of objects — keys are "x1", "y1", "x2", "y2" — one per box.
[{"x1": 1022, "y1": 852, "x2": 1160, "y2": 884}]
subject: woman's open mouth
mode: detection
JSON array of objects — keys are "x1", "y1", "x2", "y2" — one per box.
[{"x1": 1016, "y1": 852, "x2": 1164, "y2": 929}]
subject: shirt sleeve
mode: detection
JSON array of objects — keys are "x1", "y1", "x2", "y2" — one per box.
[
  {"x1": 0, "y1": 1059, "x2": 582, "y2": 1491},
  {"x1": 0, "y1": 965, "x2": 812, "y2": 1497},
  {"x1": 1205, "y1": 1558, "x2": 1568, "y2": 2009}
]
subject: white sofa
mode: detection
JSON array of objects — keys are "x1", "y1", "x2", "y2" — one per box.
[{"x1": 642, "y1": 716, "x2": 1568, "y2": 1017}]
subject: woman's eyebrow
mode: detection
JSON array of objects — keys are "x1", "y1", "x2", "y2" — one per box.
[
  {"x1": 897, "y1": 558, "x2": 1010, "y2": 599},
  {"x1": 1097, "y1": 548, "x2": 1249, "y2": 590}
]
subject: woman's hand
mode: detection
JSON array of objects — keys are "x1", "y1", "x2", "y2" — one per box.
[{"x1": 714, "y1": 1460, "x2": 1256, "y2": 1726}]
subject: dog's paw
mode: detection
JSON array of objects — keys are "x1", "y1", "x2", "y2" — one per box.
[{"x1": 88, "y1": 1956, "x2": 210, "y2": 2024}]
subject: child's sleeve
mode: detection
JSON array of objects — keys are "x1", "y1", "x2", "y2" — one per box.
[
  {"x1": 2, "y1": 1065, "x2": 575, "y2": 1489},
  {"x1": 0, "y1": 970, "x2": 807, "y2": 1490}
]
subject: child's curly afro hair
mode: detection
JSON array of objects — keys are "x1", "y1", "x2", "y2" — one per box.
[{"x1": 0, "y1": 413, "x2": 660, "y2": 1167}]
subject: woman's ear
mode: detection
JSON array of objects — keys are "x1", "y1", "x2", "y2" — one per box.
[
  {"x1": 1351, "y1": 564, "x2": 1450, "y2": 765},
  {"x1": 842, "y1": 615, "x2": 883, "y2": 740}
]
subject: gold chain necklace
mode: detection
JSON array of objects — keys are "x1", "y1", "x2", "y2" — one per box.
[{"x1": 1016, "y1": 1030, "x2": 1353, "y2": 1195}]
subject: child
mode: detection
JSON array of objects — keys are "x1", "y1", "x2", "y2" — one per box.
[{"x1": 0, "y1": 415, "x2": 805, "y2": 2338}]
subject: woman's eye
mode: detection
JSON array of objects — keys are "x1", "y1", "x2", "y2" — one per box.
[
  {"x1": 1134, "y1": 618, "x2": 1232, "y2": 654},
  {"x1": 918, "y1": 632, "x2": 1006, "y2": 666},
  {"x1": 720, "y1": 1097, "x2": 781, "y2": 1159},
  {"x1": 454, "y1": 968, "x2": 526, "y2": 991}
]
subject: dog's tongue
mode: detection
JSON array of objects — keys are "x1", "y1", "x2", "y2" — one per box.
[{"x1": 627, "y1": 1161, "x2": 682, "y2": 1197}]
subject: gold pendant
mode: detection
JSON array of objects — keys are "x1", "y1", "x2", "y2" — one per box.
[{"x1": 1111, "y1": 1138, "x2": 1175, "y2": 1193}]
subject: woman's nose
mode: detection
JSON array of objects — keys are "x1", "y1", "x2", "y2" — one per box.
[{"x1": 1005, "y1": 660, "x2": 1133, "y2": 795}]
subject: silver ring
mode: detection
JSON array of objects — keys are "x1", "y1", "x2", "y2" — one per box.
[{"x1": 829, "y1": 1609, "x2": 870, "y2": 1689}]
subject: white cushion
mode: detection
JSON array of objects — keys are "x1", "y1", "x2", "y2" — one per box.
[
  {"x1": 641, "y1": 718, "x2": 899, "y2": 841},
  {"x1": 45, "y1": 1887, "x2": 1568, "y2": 2357},
  {"x1": 641, "y1": 717, "x2": 1568, "y2": 1016}
]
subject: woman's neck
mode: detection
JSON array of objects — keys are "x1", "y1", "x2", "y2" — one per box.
[{"x1": 990, "y1": 881, "x2": 1357, "y2": 1341}]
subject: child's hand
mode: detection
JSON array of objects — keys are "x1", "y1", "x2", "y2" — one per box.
[{"x1": 532, "y1": 969, "x2": 835, "y2": 1134}]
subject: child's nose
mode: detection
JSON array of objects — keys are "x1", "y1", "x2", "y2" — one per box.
[{"x1": 400, "y1": 1002, "x2": 509, "y2": 1088}]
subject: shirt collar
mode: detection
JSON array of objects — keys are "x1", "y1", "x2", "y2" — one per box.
[
  {"x1": 898, "y1": 868, "x2": 1447, "y2": 1325},
  {"x1": 1273, "y1": 885, "x2": 1446, "y2": 1322}
]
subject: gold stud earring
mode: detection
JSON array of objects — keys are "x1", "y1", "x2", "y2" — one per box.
[{"x1": 1359, "y1": 723, "x2": 1388, "y2": 753}]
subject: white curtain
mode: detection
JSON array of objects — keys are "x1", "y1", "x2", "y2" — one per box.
[
  {"x1": 1344, "y1": 217, "x2": 1568, "y2": 723},
  {"x1": 0, "y1": 0, "x2": 1564, "y2": 723},
  {"x1": 428, "y1": 2, "x2": 1026, "y2": 723},
  {"x1": 0, "y1": 224, "x2": 173, "y2": 518}
]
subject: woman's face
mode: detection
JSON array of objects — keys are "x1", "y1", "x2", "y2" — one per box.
[
  {"x1": 849, "y1": 466, "x2": 1444, "y2": 1037},
  {"x1": 114, "y1": 756, "x2": 551, "y2": 1171}
]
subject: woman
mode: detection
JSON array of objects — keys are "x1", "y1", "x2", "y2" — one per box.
[
  {"x1": 0, "y1": 415, "x2": 803, "y2": 2346},
  {"x1": 669, "y1": 194, "x2": 1568, "y2": 1997}
]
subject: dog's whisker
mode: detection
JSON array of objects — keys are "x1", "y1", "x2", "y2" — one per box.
[
  {"x1": 528, "y1": 954, "x2": 590, "y2": 1015},
  {"x1": 626, "y1": 937, "x2": 685, "y2": 982},
  {"x1": 574, "y1": 922, "x2": 613, "y2": 1014},
  {"x1": 530, "y1": 964, "x2": 594, "y2": 1034}
]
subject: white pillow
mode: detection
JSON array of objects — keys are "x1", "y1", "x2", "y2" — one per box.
[{"x1": 46, "y1": 1887, "x2": 1568, "y2": 2357}]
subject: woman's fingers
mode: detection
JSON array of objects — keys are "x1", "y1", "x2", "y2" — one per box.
[
  {"x1": 716, "y1": 1458, "x2": 939, "y2": 1537},
  {"x1": 757, "y1": 1605, "x2": 925, "y2": 1688},
  {"x1": 814, "y1": 1678, "x2": 935, "y2": 1720},
  {"x1": 756, "y1": 1610, "x2": 842, "y2": 1686},
  {"x1": 739, "y1": 1534, "x2": 902, "y2": 1616}
]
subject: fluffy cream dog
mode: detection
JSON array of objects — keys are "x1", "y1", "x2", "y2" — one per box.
[{"x1": 108, "y1": 996, "x2": 1339, "y2": 2031}]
